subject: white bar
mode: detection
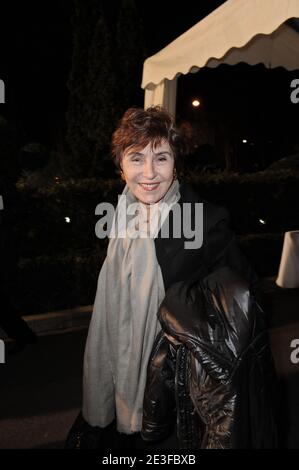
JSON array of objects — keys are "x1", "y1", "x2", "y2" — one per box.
[
  {"x1": 0, "y1": 339, "x2": 5, "y2": 364},
  {"x1": 0, "y1": 79, "x2": 5, "y2": 103}
]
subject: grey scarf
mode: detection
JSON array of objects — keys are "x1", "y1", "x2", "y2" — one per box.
[{"x1": 82, "y1": 179, "x2": 180, "y2": 434}]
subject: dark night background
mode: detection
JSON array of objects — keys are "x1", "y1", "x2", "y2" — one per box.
[
  {"x1": 0, "y1": 0, "x2": 298, "y2": 173},
  {"x1": 0, "y1": 0, "x2": 298, "y2": 170},
  {"x1": 1, "y1": 1, "x2": 228, "y2": 144}
]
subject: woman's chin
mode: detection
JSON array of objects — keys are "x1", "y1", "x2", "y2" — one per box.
[
  {"x1": 134, "y1": 189, "x2": 163, "y2": 205},
  {"x1": 139, "y1": 195, "x2": 161, "y2": 205}
]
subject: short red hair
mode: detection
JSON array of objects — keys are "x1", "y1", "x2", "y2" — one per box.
[{"x1": 111, "y1": 106, "x2": 184, "y2": 173}]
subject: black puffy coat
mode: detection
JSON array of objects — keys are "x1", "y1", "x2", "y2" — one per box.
[{"x1": 141, "y1": 267, "x2": 278, "y2": 449}]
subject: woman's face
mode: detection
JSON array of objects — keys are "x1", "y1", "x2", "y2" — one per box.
[{"x1": 120, "y1": 140, "x2": 175, "y2": 204}]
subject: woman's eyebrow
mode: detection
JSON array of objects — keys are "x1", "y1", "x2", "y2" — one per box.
[
  {"x1": 126, "y1": 151, "x2": 144, "y2": 157},
  {"x1": 154, "y1": 151, "x2": 171, "y2": 156},
  {"x1": 126, "y1": 150, "x2": 171, "y2": 157}
]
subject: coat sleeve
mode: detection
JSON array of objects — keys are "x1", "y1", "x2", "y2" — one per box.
[{"x1": 141, "y1": 331, "x2": 177, "y2": 443}]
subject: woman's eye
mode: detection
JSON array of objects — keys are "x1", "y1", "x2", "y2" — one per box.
[{"x1": 157, "y1": 156, "x2": 167, "y2": 161}]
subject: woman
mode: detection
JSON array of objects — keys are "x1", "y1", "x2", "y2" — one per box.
[{"x1": 65, "y1": 106, "x2": 277, "y2": 449}]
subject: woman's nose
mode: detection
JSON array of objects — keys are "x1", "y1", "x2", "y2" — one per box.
[{"x1": 143, "y1": 160, "x2": 156, "y2": 179}]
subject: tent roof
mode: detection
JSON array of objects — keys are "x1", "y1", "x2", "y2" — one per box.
[{"x1": 142, "y1": 0, "x2": 299, "y2": 90}]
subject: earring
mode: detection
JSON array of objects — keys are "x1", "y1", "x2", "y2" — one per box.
[
  {"x1": 173, "y1": 168, "x2": 177, "y2": 179},
  {"x1": 120, "y1": 170, "x2": 125, "y2": 181}
]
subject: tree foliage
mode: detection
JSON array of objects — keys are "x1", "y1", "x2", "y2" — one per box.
[
  {"x1": 115, "y1": 0, "x2": 146, "y2": 116},
  {"x1": 66, "y1": 0, "x2": 146, "y2": 178}
]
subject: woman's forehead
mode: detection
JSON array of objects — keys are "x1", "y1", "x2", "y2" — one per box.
[{"x1": 124, "y1": 139, "x2": 171, "y2": 156}]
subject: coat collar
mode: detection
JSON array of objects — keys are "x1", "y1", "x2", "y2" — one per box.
[{"x1": 154, "y1": 181, "x2": 202, "y2": 261}]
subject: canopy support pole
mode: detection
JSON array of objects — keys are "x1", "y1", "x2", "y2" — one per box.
[{"x1": 144, "y1": 78, "x2": 177, "y2": 118}]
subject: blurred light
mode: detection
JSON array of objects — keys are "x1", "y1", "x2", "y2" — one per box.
[
  {"x1": 242, "y1": 139, "x2": 247, "y2": 144},
  {"x1": 259, "y1": 219, "x2": 266, "y2": 225},
  {"x1": 192, "y1": 99, "x2": 200, "y2": 107},
  {"x1": 65, "y1": 217, "x2": 71, "y2": 223}
]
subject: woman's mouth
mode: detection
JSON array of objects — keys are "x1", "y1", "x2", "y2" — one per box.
[{"x1": 139, "y1": 183, "x2": 160, "y2": 191}]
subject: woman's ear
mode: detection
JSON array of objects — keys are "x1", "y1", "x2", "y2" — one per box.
[{"x1": 119, "y1": 166, "x2": 125, "y2": 181}]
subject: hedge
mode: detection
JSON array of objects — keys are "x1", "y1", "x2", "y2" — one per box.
[{"x1": 10, "y1": 170, "x2": 298, "y2": 313}]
